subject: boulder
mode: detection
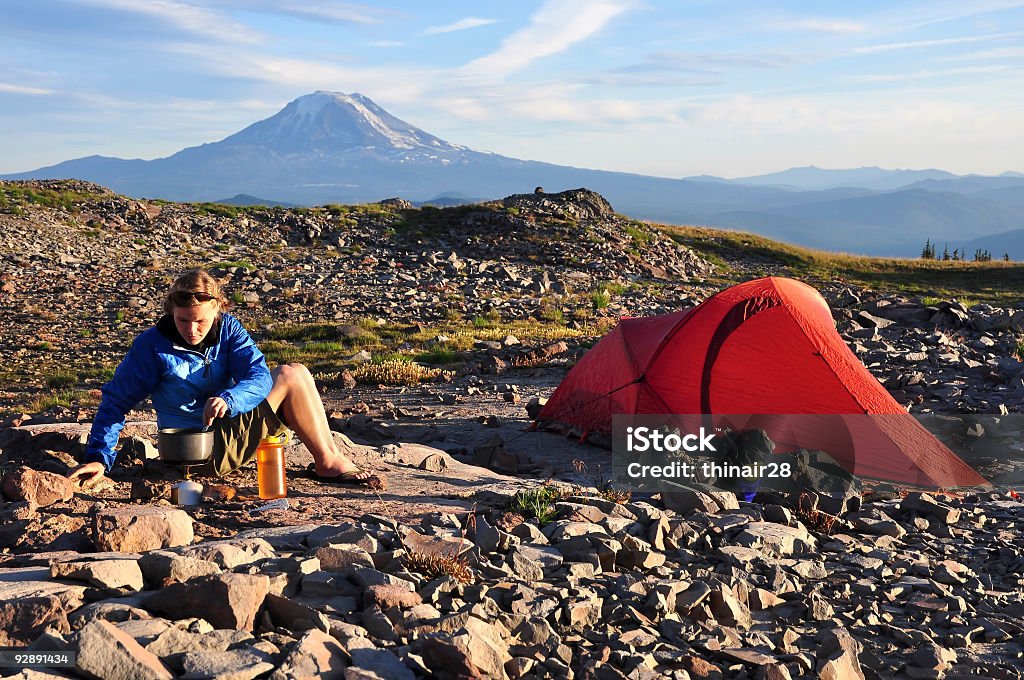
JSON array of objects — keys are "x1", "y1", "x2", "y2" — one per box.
[
  {"x1": 816, "y1": 627, "x2": 865, "y2": 680},
  {"x1": 178, "y1": 538, "x2": 275, "y2": 569},
  {"x1": 365, "y1": 584, "x2": 423, "y2": 610},
  {"x1": 0, "y1": 595, "x2": 70, "y2": 646},
  {"x1": 269, "y1": 629, "x2": 349, "y2": 680},
  {"x1": 137, "y1": 551, "x2": 221, "y2": 585},
  {"x1": 76, "y1": 620, "x2": 172, "y2": 680},
  {"x1": 143, "y1": 573, "x2": 269, "y2": 631},
  {"x1": 1, "y1": 467, "x2": 74, "y2": 508},
  {"x1": 92, "y1": 507, "x2": 193, "y2": 553}
]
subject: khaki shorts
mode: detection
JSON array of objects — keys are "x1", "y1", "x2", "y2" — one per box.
[{"x1": 196, "y1": 399, "x2": 289, "y2": 477}]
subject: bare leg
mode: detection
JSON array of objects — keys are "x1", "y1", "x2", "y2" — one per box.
[{"x1": 265, "y1": 363, "x2": 371, "y2": 478}]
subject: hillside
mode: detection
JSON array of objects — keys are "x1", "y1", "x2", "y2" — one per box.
[
  {"x1": 2, "y1": 180, "x2": 1024, "y2": 679},
  {"x1": 4, "y1": 178, "x2": 1024, "y2": 421},
  {"x1": 5, "y1": 91, "x2": 1024, "y2": 258}
]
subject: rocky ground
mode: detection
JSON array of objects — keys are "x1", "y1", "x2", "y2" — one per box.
[{"x1": 1, "y1": 180, "x2": 1023, "y2": 679}]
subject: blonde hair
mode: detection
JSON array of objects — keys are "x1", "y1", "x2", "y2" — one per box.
[{"x1": 163, "y1": 269, "x2": 229, "y2": 315}]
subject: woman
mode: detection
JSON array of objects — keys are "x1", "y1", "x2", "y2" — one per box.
[{"x1": 68, "y1": 269, "x2": 382, "y2": 488}]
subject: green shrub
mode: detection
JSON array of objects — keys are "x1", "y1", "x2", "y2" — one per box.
[
  {"x1": 415, "y1": 345, "x2": 459, "y2": 364},
  {"x1": 509, "y1": 485, "x2": 569, "y2": 525},
  {"x1": 590, "y1": 289, "x2": 611, "y2": 309}
]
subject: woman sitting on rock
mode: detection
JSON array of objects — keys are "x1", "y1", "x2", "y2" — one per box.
[{"x1": 68, "y1": 269, "x2": 383, "y2": 488}]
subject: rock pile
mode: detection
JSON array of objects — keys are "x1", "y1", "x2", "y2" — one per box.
[
  {"x1": 0, "y1": 180, "x2": 712, "y2": 409},
  {"x1": 0, "y1": 485, "x2": 1021, "y2": 678}
]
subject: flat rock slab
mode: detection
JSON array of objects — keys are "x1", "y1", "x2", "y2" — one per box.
[
  {"x1": 50, "y1": 555, "x2": 145, "y2": 591},
  {"x1": 0, "y1": 568, "x2": 87, "y2": 610},
  {"x1": 179, "y1": 648, "x2": 274, "y2": 680},
  {"x1": 176, "y1": 537, "x2": 275, "y2": 569},
  {"x1": 234, "y1": 524, "x2": 320, "y2": 550},
  {"x1": 736, "y1": 522, "x2": 817, "y2": 557},
  {"x1": 348, "y1": 648, "x2": 414, "y2": 680}
]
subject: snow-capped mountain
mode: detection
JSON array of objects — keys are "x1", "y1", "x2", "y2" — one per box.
[
  {"x1": 5, "y1": 92, "x2": 1024, "y2": 257},
  {"x1": 221, "y1": 91, "x2": 467, "y2": 157}
]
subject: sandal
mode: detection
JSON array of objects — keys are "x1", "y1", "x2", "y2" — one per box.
[{"x1": 305, "y1": 464, "x2": 386, "y2": 490}]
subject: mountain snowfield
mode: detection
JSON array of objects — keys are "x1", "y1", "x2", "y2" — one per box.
[{"x1": 5, "y1": 91, "x2": 1024, "y2": 258}]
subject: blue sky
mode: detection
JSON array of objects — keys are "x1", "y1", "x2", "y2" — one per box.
[{"x1": 2, "y1": 0, "x2": 1022, "y2": 178}]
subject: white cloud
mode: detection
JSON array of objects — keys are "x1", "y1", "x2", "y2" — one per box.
[
  {"x1": 68, "y1": 0, "x2": 262, "y2": 44},
  {"x1": 950, "y1": 46, "x2": 1024, "y2": 61},
  {"x1": 852, "y1": 31, "x2": 1024, "y2": 54},
  {"x1": 901, "y1": 0, "x2": 1024, "y2": 30},
  {"x1": 422, "y1": 17, "x2": 498, "y2": 36},
  {"x1": 852, "y1": 65, "x2": 1011, "y2": 83},
  {"x1": 589, "y1": 93, "x2": 1024, "y2": 177},
  {"x1": 219, "y1": 0, "x2": 392, "y2": 25},
  {"x1": 0, "y1": 82, "x2": 53, "y2": 95},
  {"x1": 462, "y1": 0, "x2": 634, "y2": 78},
  {"x1": 775, "y1": 19, "x2": 865, "y2": 34},
  {"x1": 429, "y1": 81, "x2": 681, "y2": 128},
  {"x1": 159, "y1": 44, "x2": 432, "y2": 106}
]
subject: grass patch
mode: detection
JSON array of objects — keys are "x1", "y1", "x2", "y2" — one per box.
[
  {"x1": 78, "y1": 365, "x2": 116, "y2": 382},
  {"x1": 414, "y1": 345, "x2": 460, "y2": 365},
  {"x1": 193, "y1": 203, "x2": 247, "y2": 219},
  {"x1": 0, "y1": 184, "x2": 98, "y2": 214},
  {"x1": 263, "y1": 323, "x2": 377, "y2": 345},
  {"x1": 508, "y1": 484, "x2": 570, "y2": 525},
  {"x1": 539, "y1": 306, "x2": 565, "y2": 324},
  {"x1": 45, "y1": 371, "x2": 77, "y2": 389},
  {"x1": 590, "y1": 289, "x2": 612, "y2": 310},
  {"x1": 29, "y1": 389, "x2": 100, "y2": 412},
  {"x1": 661, "y1": 224, "x2": 1024, "y2": 304},
  {"x1": 623, "y1": 223, "x2": 654, "y2": 246},
  {"x1": 472, "y1": 310, "x2": 502, "y2": 328},
  {"x1": 352, "y1": 359, "x2": 452, "y2": 386},
  {"x1": 255, "y1": 318, "x2": 585, "y2": 379},
  {"x1": 210, "y1": 260, "x2": 256, "y2": 271}
]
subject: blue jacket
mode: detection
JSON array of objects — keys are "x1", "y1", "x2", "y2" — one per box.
[{"x1": 84, "y1": 313, "x2": 273, "y2": 470}]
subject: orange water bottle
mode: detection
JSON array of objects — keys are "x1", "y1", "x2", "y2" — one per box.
[{"x1": 256, "y1": 434, "x2": 288, "y2": 500}]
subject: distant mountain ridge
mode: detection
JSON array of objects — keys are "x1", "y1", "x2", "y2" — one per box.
[
  {"x1": 5, "y1": 91, "x2": 1024, "y2": 258},
  {"x1": 709, "y1": 166, "x2": 959, "y2": 191}
]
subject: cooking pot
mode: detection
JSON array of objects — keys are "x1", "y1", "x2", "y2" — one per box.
[{"x1": 158, "y1": 428, "x2": 214, "y2": 463}]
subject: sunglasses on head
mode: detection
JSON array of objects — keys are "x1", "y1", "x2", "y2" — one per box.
[{"x1": 171, "y1": 291, "x2": 216, "y2": 305}]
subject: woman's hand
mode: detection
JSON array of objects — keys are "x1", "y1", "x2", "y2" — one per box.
[
  {"x1": 67, "y1": 461, "x2": 107, "y2": 487},
  {"x1": 204, "y1": 396, "x2": 228, "y2": 427}
]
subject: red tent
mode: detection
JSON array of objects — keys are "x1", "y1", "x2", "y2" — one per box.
[{"x1": 538, "y1": 277, "x2": 988, "y2": 488}]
